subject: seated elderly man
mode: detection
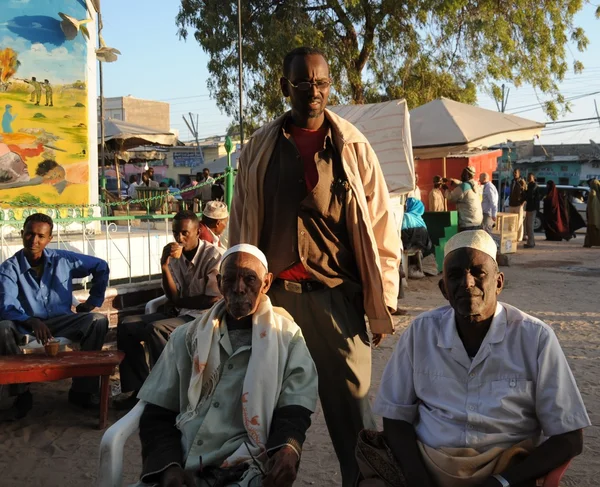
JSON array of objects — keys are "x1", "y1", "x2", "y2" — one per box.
[
  {"x1": 199, "y1": 200, "x2": 229, "y2": 252},
  {"x1": 369, "y1": 230, "x2": 590, "y2": 487},
  {"x1": 137, "y1": 244, "x2": 318, "y2": 487}
]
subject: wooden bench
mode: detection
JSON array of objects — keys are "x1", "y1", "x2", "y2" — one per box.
[{"x1": 0, "y1": 350, "x2": 124, "y2": 429}]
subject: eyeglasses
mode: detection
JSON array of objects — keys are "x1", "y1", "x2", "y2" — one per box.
[{"x1": 284, "y1": 77, "x2": 332, "y2": 91}]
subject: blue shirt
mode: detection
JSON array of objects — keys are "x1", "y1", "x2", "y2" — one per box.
[{"x1": 0, "y1": 248, "x2": 109, "y2": 329}]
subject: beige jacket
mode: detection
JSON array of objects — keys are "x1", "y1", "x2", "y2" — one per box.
[{"x1": 230, "y1": 109, "x2": 400, "y2": 334}]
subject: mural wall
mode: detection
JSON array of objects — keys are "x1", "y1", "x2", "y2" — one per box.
[{"x1": 0, "y1": 0, "x2": 97, "y2": 210}]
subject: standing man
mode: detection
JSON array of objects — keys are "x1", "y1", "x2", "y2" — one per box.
[
  {"x1": 24, "y1": 77, "x2": 41, "y2": 105},
  {"x1": 479, "y1": 172, "x2": 498, "y2": 234},
  {"x1": 524, "y1": 172, "x2": 541, "y2": 248},
  {"x1": 229, "y1": 46, "x2": 400, "y2": 486},
  {"x1": 0, "y1": 213, "x2": 109, "y2": 418},
  {"x1": 428, "y1": 175, "x2": 446, "y2": 211},
  {"x1": 446, "y1": 166, "x2": 483, "y2": 232},
  {"x1": 127, "y1": 174, "x2": 139, "y2": 199},
  {"x1": 43, "y1": 79, "x2": 53, "y2": 107},
  {"x1": 407, "y1": 173, "x2": 421, "y2": 201},
  {"x1": 139, "y1": 171, "x2": 159, "y2": 188},
  {"x1": 196, "y1": 168, "x2": 215, "y2": 208},
  {"x1": 199, "y1": 200, "x2": 228, "y2": 252},
  {"x1": 115, "y1": 211, "x2": 222, "y2": 410},
  {"x1": 508, "y1": 168, "x2": 527, "y2": 241}
]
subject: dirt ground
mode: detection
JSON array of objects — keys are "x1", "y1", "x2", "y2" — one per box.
[{"x1": 0, "y1": 238, "x2": 599, "y2": 486}]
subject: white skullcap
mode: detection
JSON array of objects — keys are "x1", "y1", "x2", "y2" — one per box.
[
  {"x1": 203, "y1": 201, "x2": 229, "y2": 220},
  {"x1": 444, "y1": 230, "x2": 497, "y2": 263},
  {"x1": 221, "y1": 244, "x2": 269, "y2": 272}
]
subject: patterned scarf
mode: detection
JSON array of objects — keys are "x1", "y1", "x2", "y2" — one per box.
[{"x1": 176, "y1": 295, "x2": 298, "y2": 468}]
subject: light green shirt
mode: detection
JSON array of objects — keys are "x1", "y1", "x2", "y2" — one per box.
[{"x1": 138, "y1": 316, "x2": 318, "y2": 471}]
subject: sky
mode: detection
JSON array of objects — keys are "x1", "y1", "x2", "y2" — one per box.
[
  {"x1": 100, "y1": 0, "x2": 600, "y2": 145},
  {"x1": 1, "y1": 0, "x2": 88, "y2": 84}
]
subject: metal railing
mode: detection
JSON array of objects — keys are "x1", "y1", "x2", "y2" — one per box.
[{"x1": 0, "y1": 213, "x2": 180, "y2": 288}]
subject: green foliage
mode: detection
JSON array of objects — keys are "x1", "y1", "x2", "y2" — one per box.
[
  {"x1": 176, "y1": 0, "x2": 593, "y2": 121},
  {"x1": 11, "y1": 194, "x2": 42, "y2": 206}
]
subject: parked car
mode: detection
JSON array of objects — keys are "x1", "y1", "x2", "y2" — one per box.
[
  {"x1": 533, "y1": 185, "x2": 590, "y2": 232},
  {"x1": 100, "y1": 177, "x2": 129, "y2": 199}
]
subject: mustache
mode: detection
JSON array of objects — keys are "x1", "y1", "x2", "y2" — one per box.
[{"x1": 456, "y1": 291, "x2": 482, "y2": 298}]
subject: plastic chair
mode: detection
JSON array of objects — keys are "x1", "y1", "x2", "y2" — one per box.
[
  {"x1": 542, "y1": 460, "x2": 571, "y2": 486},
  {"x1": 144, "y1": 295, "x2": 168, "y2": 315},
  {"x1": 97, "y1": 401, "x2": 146, "y2": 487}
]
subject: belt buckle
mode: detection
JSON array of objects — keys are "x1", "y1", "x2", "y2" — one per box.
[{"x1": 283, "y1": 280, "x2": 303, "y2": 294}]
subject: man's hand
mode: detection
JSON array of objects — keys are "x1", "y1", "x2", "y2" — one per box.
[
  {"x1": 262, "y1": 446, "x2": 299, "y2": 487},
  {"x1": 76, "y1": 302, "x2": 95, "y2": 313},
  {"x1": 159, "y1": 465, "x2": 195, "y2": 487},
  {"x1": 372, "y1": 334, "x2": 386, "y2": 347},
  {"x1": 161, "y1": 243, "x2": 183, "y2": 267},
  {"x1": 27, "y1": 318, "x2": 52, "y2": 345}
]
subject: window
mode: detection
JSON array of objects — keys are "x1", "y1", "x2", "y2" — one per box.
[
  {"x1": 558, "y1": 177, "x2": 569, "y2": 185},
  {"x1": 537, "y1": 177, "x2": 546, "y2": 183}
]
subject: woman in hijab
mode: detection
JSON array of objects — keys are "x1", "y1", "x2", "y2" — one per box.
[
  {"x1": 401, "y1": 197, "x2": 433, "y2": 256},
  {"x1": 584, "y1": 178, "x2": 600, "y2": 247},
  {"x1": 543, "y1": 181, "x2": 585, "y2": 241}
]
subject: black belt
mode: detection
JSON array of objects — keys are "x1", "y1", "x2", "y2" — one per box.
[{"x1": 275, "y1": 278, "x2": 326, "y2": 294}]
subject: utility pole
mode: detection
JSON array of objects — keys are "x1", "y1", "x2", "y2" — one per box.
[
  {"x1": 594, "y1": 100, "x2": 600, "y2": 128},
  {"x1": 237, "y1": 0, "x2": 244, "y2": 148},
  {"x1": 182, "y1": 113, "x2": 204, "y2": 174},
  {"x1": 495, "y1": 84, "x2": 511, "y2": 211}
]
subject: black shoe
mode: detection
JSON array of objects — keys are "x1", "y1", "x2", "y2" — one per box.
[
  {"x1": 68, "y1": 390, "x2": 100, "y2": 409},
  {"x1": 113, "y1": 392, "x2": 139, "y2": 411},
  {"x1": 524, "y1": 244, "x2": 535, "y2": 248}
]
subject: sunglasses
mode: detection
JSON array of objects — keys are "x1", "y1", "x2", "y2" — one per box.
[{"x1": 283, "y1": 77, "x2": 332, "y2": 91}]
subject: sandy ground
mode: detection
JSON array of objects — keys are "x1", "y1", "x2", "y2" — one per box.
[{"x1": 0, "y1": 238, "x2": 599, "y2": 486}]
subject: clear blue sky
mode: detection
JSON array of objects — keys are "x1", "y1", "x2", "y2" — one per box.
[{"x1": 101, "y1": 0, "x2": 600, "y2": 144}]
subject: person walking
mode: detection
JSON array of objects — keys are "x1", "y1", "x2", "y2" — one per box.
[
  {"x1": 229, "y1": 46, "x2": 400, "y2": 486},
  {"x1": 508, "y1": 168, "x2": 527, "y2": 241},
  {"x1": 479, "y1": 172, "x2": 498, "y2": 234},
  {"x1": 584, "y1": 178, "x2": 600, "y2": 247},
  {"x1": 524, "y1": 173, "x2": 541, "y2": 248}
]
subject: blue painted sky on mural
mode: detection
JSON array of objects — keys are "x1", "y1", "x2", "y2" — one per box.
[{"x1": 0, "y1": 0, "x2": 88, "y2": 84}]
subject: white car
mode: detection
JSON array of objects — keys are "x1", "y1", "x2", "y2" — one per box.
[{"x1": 533, "y1": 185, "x2": 590, "y2": 232}]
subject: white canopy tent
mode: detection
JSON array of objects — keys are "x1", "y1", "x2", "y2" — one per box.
[
  {"x1": 410, "y1": 98, "x2": 545, "y2": 159},
  {"x1": 329, "y1": 99, "x2": 415, "y2": 194}
]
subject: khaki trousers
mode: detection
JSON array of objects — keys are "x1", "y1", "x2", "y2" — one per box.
[{"x1": 269, "y1": 281, "x2": 376, "y2": 487}]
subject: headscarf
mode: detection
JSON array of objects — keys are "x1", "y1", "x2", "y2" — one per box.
[
  {"x1": 588, "y1": 179, "x2": 600, "y2": 229},
  {"x1": 543, "y1": 181, "x2": 570, "y2": 238},
  {"x1": 402, "y1": 197, "x2": 427, "y2": 230}
]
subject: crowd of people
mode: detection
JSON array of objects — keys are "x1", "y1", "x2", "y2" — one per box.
[
  {"x1": 413, "y1": 166, "x2": 600, "y2": 249},
  {"x1": 0, "y1": 46, "x2": 597, "y2": 487}
]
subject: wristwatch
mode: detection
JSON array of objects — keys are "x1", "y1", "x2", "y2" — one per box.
[{"x1": 491, "y1": 474, "x2": 510, "y2": 487}]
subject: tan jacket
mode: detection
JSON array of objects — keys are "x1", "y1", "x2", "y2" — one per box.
[{"x1": 230, "y1": 109, "x2": 400, "y2": 334}]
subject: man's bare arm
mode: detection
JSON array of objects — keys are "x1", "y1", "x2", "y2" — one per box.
[
  {"x1": 485, "y1": 429, "x2": 583, "y2": 487},
  {"x1": 383, "y1": 418, "x2": 436, "y2": 487}
]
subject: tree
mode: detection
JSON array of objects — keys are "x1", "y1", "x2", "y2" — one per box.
[{"x1": 176, "y1": 0, "x2": 592, "y2": 122}]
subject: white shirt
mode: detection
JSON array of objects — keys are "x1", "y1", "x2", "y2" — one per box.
[
  {"x1": 128, "y1": 182, "x2": 138, "y2": 199},
  {"x1": 374, "y1": 302, "x2": 591, "y2": 452},
  {"x1": 482, "y1": 181, "x2": 499, "y2": 218},
  {"x1": 407, "y1": 186, "x2": 421, "y2": 201},
  {"x1": 165, "y1": 240, "x2": 222, "y2": 318}
]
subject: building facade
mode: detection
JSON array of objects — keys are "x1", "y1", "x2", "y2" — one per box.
[{"x1": 98, "y1": 96, "x2": 170, "y2": 132}]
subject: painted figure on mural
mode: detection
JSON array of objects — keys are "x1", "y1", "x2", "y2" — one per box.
[
  {"x1": 23, "y1": 76, "x2": 41, "y2": 105},
  {"x1": 0, "y1": 143, "x2": 29, "y2": 184},
  {"x1": 43, "y1": 79, "x2": 53, "y2": 106},
  {"x1": 2, "y1": 104, "x2": 16, "y2": 133}
]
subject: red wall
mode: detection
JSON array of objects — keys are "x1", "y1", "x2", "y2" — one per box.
[{"x1": 417, "y1": 150, "x2": 501, "y2": 211}]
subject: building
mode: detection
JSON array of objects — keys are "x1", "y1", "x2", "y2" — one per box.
[
  {"x1": 98, "y1": 95, "x2": 170, "y2": 132},
  {"x1": 514, "y1": 141, "x2": 600, "y2": 185}
]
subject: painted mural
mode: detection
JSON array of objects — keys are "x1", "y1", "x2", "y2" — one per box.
[{"x1": 0, "y1": 0, "x2": 95, "y2": 209}]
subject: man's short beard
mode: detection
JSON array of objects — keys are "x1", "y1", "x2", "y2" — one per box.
[{"x1": 308, "y1": 108, "x2": 324, "y2": 119}]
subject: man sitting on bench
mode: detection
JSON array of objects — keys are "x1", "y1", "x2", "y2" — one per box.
[
  {"x1": 369, "y1": 230, "x2": 591, "y2": 487},
  {"x1": 0, "y1": 213, "x2": 110, "y2": 419}
]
